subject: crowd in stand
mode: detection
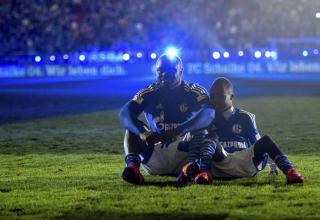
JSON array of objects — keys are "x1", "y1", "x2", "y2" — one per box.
[{"x1": 1, "y1": 0, "x2": 320, "y2": 56}]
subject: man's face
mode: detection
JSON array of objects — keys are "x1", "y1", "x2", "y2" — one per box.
[
  {"x1": 210, "y1": 85, "x2": 233, "y2": 112},
  {"x1": 156, "y1": 63, "x2": 182, "y2": 89}
]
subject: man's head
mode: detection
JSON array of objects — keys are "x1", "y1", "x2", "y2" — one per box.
[
  {"x1": 155, "y1": 54, "x2": 183, "y2": 89},
  {"x1": 210, "y1": 77, "x2": 234, "y2": 112}
]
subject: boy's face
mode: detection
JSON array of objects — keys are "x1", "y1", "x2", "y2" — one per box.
[{"x1": 210, "y1": 84, "x2": 233, "y2": 112}]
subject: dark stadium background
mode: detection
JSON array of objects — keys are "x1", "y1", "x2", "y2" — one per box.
[
  {"x1": 1, "y1": 0, "x2": 320, "y2": 123},
  {"x1": 1, "y1": 1, "x2": 320, "y2": 219}
]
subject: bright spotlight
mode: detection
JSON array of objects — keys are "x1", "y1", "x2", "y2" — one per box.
[
  {"x1": 136, "y1": 52, "x2": 143, "y2": 58},
  {"x1": 212, "y1": 51, "x2": 220, "y2": 59},
  {"x1": 265, "y1": 51, "x2": 271, "y2": 58},
  {"x1": 313, "y1": 49, "x2": 319, "y2": 55},
  {"x1": 49, "y1": 55, "x2": 56, "y2": 61},
  {"x1": 270, "y1": 51, "x2": 278, "y2": 60},
  {"x1": 254, "y1": 51, "x2": 262, "y2": 58},
  {"x1": 165, "y1": 46, "x2": 179, "y2": 57},
  {"x1": 63, "y1": 54, "x2": 69, "y2": 60},
  {"x1": 238, "y1": 51, "x2": 244, "y2": 57},
  {"x1": 150, "y1": 53, "x2": 157, "y2": 59},
  {"x1": 122, "y1": 53, "x2": 130, "y2": 61},
  {"x1": 79, "y1": 54, "x2": 86, "y2": 61},
  {"x1": 302, "y1": 50, "x2": 308, "y2": 57},
  {"x1": 34, "y1": 56, "x2": 41, "y2": 62},
  {"x1": 223, "y1": 52, "x2": 230, "y2": 58},
  {"x1": 316, "y1": 12, "x2": 320, "y2": 19}
]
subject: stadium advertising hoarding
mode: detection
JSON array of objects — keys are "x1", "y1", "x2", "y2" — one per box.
[{"x1": 0, "y1": 60, "x2": 320, "y2": 78}]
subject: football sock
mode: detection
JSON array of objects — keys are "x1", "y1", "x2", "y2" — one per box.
[
  {"x1": 125, "y1": 153, "x2": 141, "y2": 167},
  {"x1": 274, "y1": 154, "x2": 294, "y2": 174},
  {"x1": 199, "y1": 142, "x2": 216, "y2": 172},
  {"x1": 188, "y1": 130, "x2": 204, "y2": 162}
]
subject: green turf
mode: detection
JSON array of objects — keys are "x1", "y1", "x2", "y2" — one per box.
[{"x1": 0, "y1": 96, "x2": 320, "y2": 219}]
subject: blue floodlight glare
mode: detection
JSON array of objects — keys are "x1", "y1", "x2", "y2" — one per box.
[
  {"x1": 63, "y1": 54, "x2": 69, "y2": 60},
  {"x1": 238, "y1": 51, "x2": 244, "y2": 57},
  {"x1": 270, "y1": 51, "x2": 278, "y2": 60},
  {"x1": 79, "y1": 54, "x2": 86, "y2": 61},
  {"x1": 122, "y1": 53, "x2": 130, "y2": 61},
  {"x1": 313, "y1": 49, "x2": 319, "y2": 55},
  {"x1": 49, "y1": 55, "x2": 56, "y2": 61},
  {"x1": 99, "y1": 52, "x2": 107, "y2": 60},
  {"x1": 89, "y1": 53, "x2": 98, "y2": 61},
  {"x1": 265, "y1": 51, "x2": 271, "y2": 58},
  {"x1": 150, "y1": 53, "x2": 157, "y2": 59},
  {"x1": 212, "y1": 51, "x2": 220, "y2": 59},
  {"x1": 223, "y1": 51, "x2": 230, "y2": 58},
  {"x1": 165, "y1": 46, "x2": 179, "y2": 58},
  {"x1": 136, "y1": 52, "x2": 143, "y2": 58},
  {"x1": 302, "y1": 50, "x2": 308, "y2": 57},
  {"x1": 254, "y1": 51, "x2": 262, "y2": 58},
  {"x1": 35, "y1": 56, "x2": 41, "y2": 62}
]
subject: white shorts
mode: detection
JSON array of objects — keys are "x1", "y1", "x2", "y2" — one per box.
[
  {"x1": 211, "y1": 146, "x2": 267, "y2": 178},
  {"x1": 141, "y1": 136, "x2": 189, "y2": 175}
]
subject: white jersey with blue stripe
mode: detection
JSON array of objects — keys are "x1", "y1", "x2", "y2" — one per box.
[{"x1": 208, "y1": 107, "x2": 261, "y2": 153}]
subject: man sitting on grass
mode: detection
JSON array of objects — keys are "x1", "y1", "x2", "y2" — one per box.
[
  {"x1": 118, "y1": 53, "x2": 214, "y2": 184},
  {"x1": 177, "y1": 77, "x2": 304, "y2": 185}
]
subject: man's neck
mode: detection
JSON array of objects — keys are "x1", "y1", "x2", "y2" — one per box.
[
  {"x1": 222, "y1": 106, "x2": 234, "y2": 120},
  {"x1": 169, "y1": 80, "x2": 182, "y2": 90}
]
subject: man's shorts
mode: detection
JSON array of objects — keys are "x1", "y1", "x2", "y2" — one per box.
[
  {"x1": 140, "y1": 136, "x2": 189, "y2": 176},
  {"x1": 211, "y1": 144, "x2": 268, "y2": 178}
]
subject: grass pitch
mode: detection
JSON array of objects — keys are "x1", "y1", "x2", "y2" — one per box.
[{"x1": 0, "y1": 96, "x2": 320, "y2": 219}]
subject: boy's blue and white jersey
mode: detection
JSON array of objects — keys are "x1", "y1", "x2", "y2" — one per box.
[
  {"x1": 131, "y1": 81, "x2": 209, "y2": 133},
  {"x1": 208, "y1": 108, "x2": 261, "y2": 153}
]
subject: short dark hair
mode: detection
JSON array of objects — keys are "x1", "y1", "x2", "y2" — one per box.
[{"x1": 210, "y1": 77, "x2": 233, "y2": 94}]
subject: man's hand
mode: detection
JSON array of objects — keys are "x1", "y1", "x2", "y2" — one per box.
[
  {"x1": 159, "y1": 129, "x2": 180, "y2": 143},
  {"x1": 139, "y1": 128, "x2": 163, "y2": 145},
  {"x1": 139, "y1": 127, "x2": 181, "y2": 146},
  {"x1": 145, "y1": 132, "x2": 163, "y2": 145}
]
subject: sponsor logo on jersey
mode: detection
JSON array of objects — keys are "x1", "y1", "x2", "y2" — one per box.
[
  {"x1": 180, "y1": 103, "x2": 189, "y2": 113},
  {"x1": 232, "y1": 124, "x2": 242, "y2": 134},
  {"x1": 220, "y1": 141, "x2": 247, "y2": 149},
  {"x1": 158, "y1": 123, "x2": 180, "y2": 131}
]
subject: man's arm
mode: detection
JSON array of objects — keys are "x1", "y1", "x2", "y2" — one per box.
[
  {"x1": 244, "y1": 112, "x2": 261, "y2": 146},
  {"x1": 118, "y1": 100, "x2": 146, "y2": 136},
  {"x1": 161, "y1": 106, "x2": 215, "y2": 141},
  {"x1": 177, "y1": 84, "x2": 214, "y2": 135},
  {"x1": 177, "y1": 106, "x2": 215, "y2": 135},
  {"x1": 119, "y1": 92, "x2": 162, "y2": 144}
]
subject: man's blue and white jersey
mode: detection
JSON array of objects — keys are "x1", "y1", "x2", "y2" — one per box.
[
  {"x1": 132, "y1": 81, "x2": 209, "y2": 133},
  {"x1": 208, "y1": 108, "x2": 261, "y2": 153}
]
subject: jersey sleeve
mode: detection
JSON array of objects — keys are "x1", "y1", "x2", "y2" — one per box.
[
  {"x1": 243, "y1": 112, "x2": 261, "y2": 146},
  {"x1": 189, "y1": 83, "x2": 210, "y2": 109},
  {"x1": 177, "y1": 107, "x2": 215, "y2": 135},
  {"x1": 131, "y1": 84, "x2": 156, "y2": 107},
  {"x1": 118, "y1": 84, "x2": 157, "y2": 135}
]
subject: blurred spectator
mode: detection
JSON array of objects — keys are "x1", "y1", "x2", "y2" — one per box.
[{"x1": 0, "y1": 0, "x2": 320, "y2": 56}]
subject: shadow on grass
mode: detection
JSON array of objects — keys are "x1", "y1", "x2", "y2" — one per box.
[
  {"x1": 55, "y1": 210, "x2": 230, "y2": 220},
  {"x1": 140, "y1": 176, "x2": 286, "y2": 188},
  {"x1": 214, "y1": 180, "x2": 284, "y2": 187},
  {"x1": 143, "y1": 180, "x2": 180, "y2": 188}
]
